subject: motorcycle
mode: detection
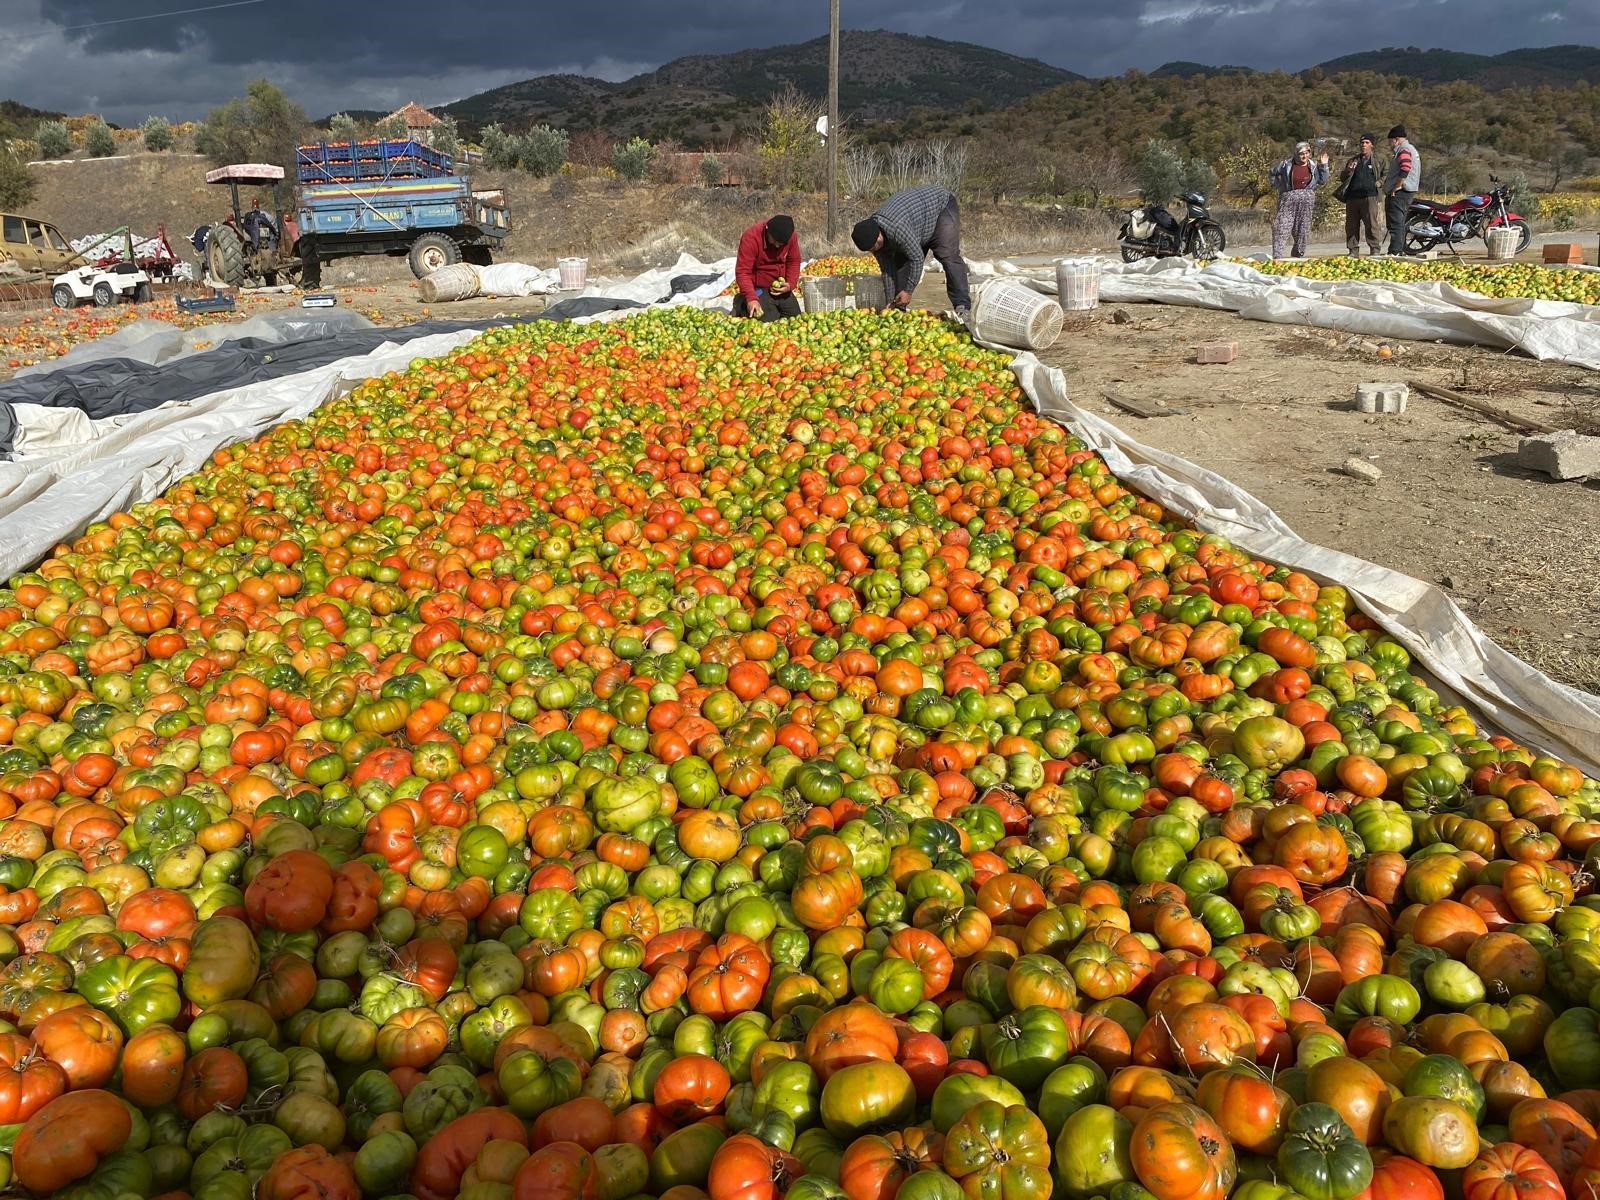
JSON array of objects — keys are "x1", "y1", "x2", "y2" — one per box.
[
  {"x1": 1405, "y1": 177, "x2": 1530, "y2": 255},
  {"x1": 1119, "y1": 192, "x2": 1226, "y2": 262}
]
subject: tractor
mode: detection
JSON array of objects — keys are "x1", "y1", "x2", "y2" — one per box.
[{"x1": 197, "y1": 164, "x2": 305, "y2": 288}]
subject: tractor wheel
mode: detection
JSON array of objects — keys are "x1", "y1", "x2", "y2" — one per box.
[
  {"x1": 92, "y1": 282, "x2": 116, "y2": 307},
  {"x1": 52, "y1": 285, "x2": 75, "y2": 309},
  {"x1": 462, "y1": 244, "x2": 493, "y2": 267},
  {"x1": 409, "y1": 234, "x2": 461, "y2": 278},
  {"x1": 206, "y1": 224, "x2": 247, "y2": 287}
]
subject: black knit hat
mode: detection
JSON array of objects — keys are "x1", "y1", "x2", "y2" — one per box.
[
  {"x1": 1360, "y1": 133, "x2": 1375, "y2": 145},
  {"x1": 851, "y1": 217, "x2": 882, "y2": 252},
  {"x1": 1388, "y1": 125, "x2": 1407, "y2": 139},
  {"x1": 766, "y1": 215, "x2": 795, "y2": 244}
]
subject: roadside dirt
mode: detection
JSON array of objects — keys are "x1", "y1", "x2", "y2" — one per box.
[{"x1": 1029, "y1": 301, "x2": 1600, "y2": 696}]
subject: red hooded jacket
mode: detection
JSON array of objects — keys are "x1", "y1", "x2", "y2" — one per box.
[{"x1": 734, "y1": 219, "x2": 800, "y2": 305}]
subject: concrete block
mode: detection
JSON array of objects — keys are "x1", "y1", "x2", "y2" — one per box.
[
  {"x1": 1355, "y1": 383, "x2": 1409, "y2": 414},
  {"x1": 1518, "y1": 431, "x2": 1600, "y2": 481},
  {"x1": 1544, "y1": 243, "x2": 1585, "y2": 265},
  {"x1": 1197, "y1": 341, "x2": 1238, "y2": 364},
  {"x1": 1341, "y1": 457, "x2": 1383, "y2": 482}
]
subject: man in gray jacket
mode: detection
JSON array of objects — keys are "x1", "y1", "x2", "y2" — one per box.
[
  {"x1": 1384, "y1": 125, "x2": 1421, "y2": 255},
  {"x1": 852, "y1": 185, "x2": 971, "y2": 321}
]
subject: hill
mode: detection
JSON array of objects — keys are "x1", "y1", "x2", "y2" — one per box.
[
  {"x1": 1310, "y1": 45, "x2": 1600, "y2": 89},
  {"x1": 440, "y1": 30, "x2": 1079, "y2": 143},
  {"x1": 0, "y1": 100, "x2": 65, "y2": 142}
]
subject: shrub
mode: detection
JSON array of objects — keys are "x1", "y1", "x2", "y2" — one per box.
[
  {"x1": 0, "y1": 150, "x2": 36, "y2": 209},
  {"x1": 515, "y1": 126, "x2": 570, "y2": 178},
  {"x1": 141, "y1": 116, "x2": 174, "y2": 152},
  {"x1": 699, "y1": 155, "x2": 724, "y2": 187},
  {"x1": 35, "y1": 120, "x2": 72, "y2": 158},
  {"x1": 84, "y1": 120, "x2": 116, "y2": 157},
  {"x1": 612, "y1": 137, "x2": 655, "y2": 183},
  {"x1": 327, "y1": 112, "x2": 360, "y2": 140}
]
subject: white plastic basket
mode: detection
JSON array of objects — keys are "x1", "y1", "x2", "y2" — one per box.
[
  {"x1": 971, "y1": 280, "x2": 1065, "y2": 350},
  {"x1": 802, "y1": 276, "x2": 848, "y2": 313},
  {"x1": 1485, "y1": 227, "x2": 1519, "y2": 261},
  {"x1": 847, "y1": 274, "x2": 887, "y2": 310},
  {"x1": 1055, "y1": 258, "x2": 1102, "y2": 311},
  {"x1": 557, "y1": 257, "x2": 588, "y2": 290}
]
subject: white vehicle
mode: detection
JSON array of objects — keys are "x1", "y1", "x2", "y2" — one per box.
[{"x1": 51, "y1": 262, "x2": 154, "y2": 309}]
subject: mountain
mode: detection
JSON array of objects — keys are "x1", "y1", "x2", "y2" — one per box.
[
  {"x1": 439, "y1": 30, "x2": 1080, "y2": 142},
  {"x1": 1151, "y1": 61, "x2": 1253, "y2": 79},
  {"x1": 1309, "y1": 44, "x2": 1600, "y2": 89},
  {"x1": 0, "y1": 100, "x2": 65, "y2": 142}
]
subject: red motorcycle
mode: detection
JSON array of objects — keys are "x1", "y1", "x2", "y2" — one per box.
[{"x1": 1405, "y1": 176, "x2": 1529, "y2": 255}]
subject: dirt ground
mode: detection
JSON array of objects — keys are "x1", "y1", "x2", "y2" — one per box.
[{"x1": 1030, "y1": 302, "x2": 1600, "y2": 696}]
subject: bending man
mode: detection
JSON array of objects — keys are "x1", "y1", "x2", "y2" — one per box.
[
  {"x1": 851, "y1": 185, "x2": 971, "y2": 321},
  {"x1": 733, "y1": 214, "x2": 800, "y2": 320}
]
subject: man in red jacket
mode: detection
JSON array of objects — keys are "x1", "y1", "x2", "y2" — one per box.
[{"x1": 733, "y1": 215, "x2": 800, "y2": 320}]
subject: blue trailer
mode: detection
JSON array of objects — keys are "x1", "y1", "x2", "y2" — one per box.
[{"x1": 293, "y1": 141, "x2": 511, "y2": 279}]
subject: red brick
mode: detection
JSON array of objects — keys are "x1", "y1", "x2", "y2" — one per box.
[
  {"x1": 1543, "y1": 243, "x2": 1584, "y2": 265},
  {"x1": 1197, "y1": 341, "x2": 1239, "y2": 364}
]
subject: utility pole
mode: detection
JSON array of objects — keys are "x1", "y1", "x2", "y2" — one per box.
[{"x1": 827, "y1": 0, "x2": 840, "y2": 245}]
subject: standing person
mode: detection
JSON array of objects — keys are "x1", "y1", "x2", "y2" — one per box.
[
  {"x1": 1339, "y1": 135, "x2": 1384, "y2": 256},
  {"x1": 1385, "y1": 126, "x2": 1421, "y2": 256},
  {"x1": 1269, "y1": 142, "x2": 1329, "y2": 259},
  {"x1": 733, "y1": 214, "x2": 800, "y2": 321},
  {"x1": 851, "y1": 185, "x2": 971, "y2": 321}
]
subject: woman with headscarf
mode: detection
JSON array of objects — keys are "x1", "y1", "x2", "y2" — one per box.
[{"x1": 1269, "y1": 141, "x2": 1329, "y2": 259}]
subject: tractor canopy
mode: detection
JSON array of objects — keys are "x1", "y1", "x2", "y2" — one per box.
[{"x1": 204, "y1": 164, "x2": 285, "y2": 185}]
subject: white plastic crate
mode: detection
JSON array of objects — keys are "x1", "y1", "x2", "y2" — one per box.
[
  {"x1": 1055, "y1": 258, "x2": 1102, "y2": 311},
  {"x1": 557, "y1": 257, "x2": 588, "y2": 290},
  {"x1": 1485, "y1": 228, "x2": 1519, "y2": 261},
  {"x1": 848, "y1": 274, "x2": 887, "y2": 310},
  {"x1": 972, "y1": 279, "x2": 1065, "y2": 350},
  {"x1": 802, "y1": 276, "x2": 849, "y2": 313}
]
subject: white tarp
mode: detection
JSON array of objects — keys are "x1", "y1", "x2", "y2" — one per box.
[
  {"x1": 0, "y1": 263, "x2": 1594, "y2": 772},
  {"x1": 457, "y1": 254, "x2": 737, "y2": 304},
  {"x1": 472, "y1": 263, "x2": 563, "y2": 297},
  {"x1": 981, "y1": 257, "x2": 1600, "y2": 370}
]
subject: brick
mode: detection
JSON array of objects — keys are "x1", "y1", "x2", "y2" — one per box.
[
  {"x1": 1544, "y1": 243, "x2": 1585, "y2": 265},
  {"x1": 1517, "y1": 431, "x2": 1600, "y2": 481},
  {"x1": 1197, "y1": 341, "x2": 1238, "y2": 364},
  {"x1": 1341, "y1": 457, "x2": 1383, "y2": 482},
  {"x1": 1354, "y1": 383, "x2": 1409, "y2": 414}
]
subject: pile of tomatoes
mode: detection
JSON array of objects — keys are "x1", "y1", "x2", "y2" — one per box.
[
  {"x1": 0, "y1": 305, "x2": 1595, "y2": 1200},
  {"x1": 1252, "y1": 256, "x2": 1600, "y2": 307}
]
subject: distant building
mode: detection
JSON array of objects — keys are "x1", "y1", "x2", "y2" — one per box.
[{"x1": 384, "y1": 102, "x2": 441, "y2": 145}]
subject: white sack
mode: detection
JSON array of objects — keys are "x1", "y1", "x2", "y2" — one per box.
[{"x1": 472, "y1": 262, "x2": 563, "y2": 297}]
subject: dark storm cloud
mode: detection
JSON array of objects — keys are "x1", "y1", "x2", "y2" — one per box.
[{"x1": 10, "y1": 0, "x2": 1600, "y2": 125}]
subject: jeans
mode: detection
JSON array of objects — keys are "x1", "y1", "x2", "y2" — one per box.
[
  {"x1": 732, "y1": 288, "x2": 800, "y2": 321},
  {"x1": 929, "y1": 196, "x2": 971, "y2": 310},
  {"x1": 1386, "y1": 190, "x2": 1413, "y2": 254}
]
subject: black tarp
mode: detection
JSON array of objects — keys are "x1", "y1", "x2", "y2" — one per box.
[{"x1": 0, "y1": 295, "x2": 646, "y2": 458}]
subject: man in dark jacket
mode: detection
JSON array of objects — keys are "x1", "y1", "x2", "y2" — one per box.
[
  {"x1": 732, "y1": 214, "x2": 800, "y2": 321},
  {"x1": 851, "y1": 185, "x2": 971, "y2": 320},
  {"x1": 1340, "y1": 135, "x2": 1383, "y2": 256}
]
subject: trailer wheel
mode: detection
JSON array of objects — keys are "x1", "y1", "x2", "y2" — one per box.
[
  {"x1": 409, "y1": 234, "x2": 461, "y2": 278},
  {"x1": 92, "y1": 282, "x2": 116, "y2": 307},
  {"x1": 206, "y1": 224, "x2": 247, "y2": 287},
  {"x1": 52, "y1": 284, "x2": 76, "y2": 309},
  {"x1": 134, "y1": 281, "x2": 153, "y2": 303},
  {"x1": 463, "y1": 244, "x2": 493, "y2": 267}
]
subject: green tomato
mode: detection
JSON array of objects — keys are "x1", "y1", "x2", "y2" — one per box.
[{"x1": 1276, "y1": 1103, "x2": 1372, "y2": 1200}]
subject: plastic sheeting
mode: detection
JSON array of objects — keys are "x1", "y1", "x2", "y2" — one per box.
[
  {"x1": 982, "y1": 256, "x2": 1600, "y2": 370},
  {"x1": 1009, "y1": 351, "x2": 1600, "y2": 774},
  {"x1": 472, "y1": 263, "x2": 563, "y2": 297}
]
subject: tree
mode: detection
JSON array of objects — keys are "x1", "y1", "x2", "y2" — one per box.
[
  {"x1": 758, "y1": 85, "x2": 823, "y2": 192},
  {"x1": 480, "y1": 123, "x2": 514, "y2": 169},
  {"x1": 34, "y1": 120, "x2": 72, "y2": 158},
  {"x1": 1217, "y1": 140, "x2": 1278, "y2": 207},
  {"x1": 1546, "y1": 144, "x2": 1588, "y2": 192},
  {"x1": 0, "y1": 150, "x2": 36, "y2": 209},
  {"x1": 141, "y1": 116, "x2": 174, "y2": 152},
  {"x1": 375, "y1": 115, "x2": 409, "y2": 140},
  {"x1": 84, "y1": 119, "x2": 116, "y2": 157},
  {"x1": 699, "y1": 155, "x2": 724, "y2": 187},
  {"x1": 517, "y1": 126, "x2": 570, "y2": 176},
  {"x1": 1137, "y1": 140, "x2": 1184, "y2": 203},
  {"x1": 327, "y1": 112, "x2": 360, "y2": 140},
  {"x1": 432, "y1": 115, "x2": 460, "y2": 159},
  {"x1": 1054, "y1": 147, "x2": 1131, "y2": 207},
  {"x1": 612, "y1": 137, "x2": 654, "y2": 182},
  {"x1": 195, "y1": 79, "x2": 310, "y2": 170}
]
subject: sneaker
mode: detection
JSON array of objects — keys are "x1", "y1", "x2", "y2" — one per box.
[{"x1": 953, "y1": 306, "x2": 973, "y2": 327}]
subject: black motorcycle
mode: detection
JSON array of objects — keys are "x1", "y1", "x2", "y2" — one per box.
[{"x1": 1118, "y1": 192, "x2": 1226, "y2": 261}]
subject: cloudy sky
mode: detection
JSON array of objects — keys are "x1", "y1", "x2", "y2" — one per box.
[{"x1": 7, "y1": 0, "x2": 1597, "y2": 125}]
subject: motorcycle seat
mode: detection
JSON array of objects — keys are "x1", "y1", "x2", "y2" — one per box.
[{"x1": 1410, "y1": 199, "x2": 1451, "y2": 210}]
